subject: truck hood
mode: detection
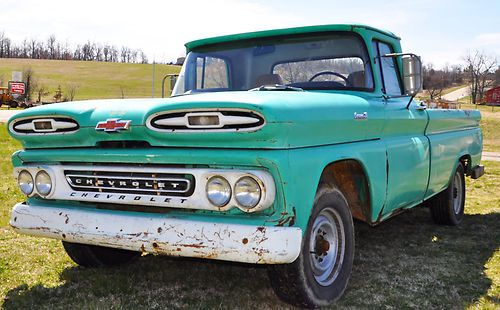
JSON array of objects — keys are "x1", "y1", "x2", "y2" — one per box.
[{"x1": 8, "y1": 91, "x2": 378, "y2": 149}]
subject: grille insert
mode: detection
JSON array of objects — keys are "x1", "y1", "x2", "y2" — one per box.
[
  {"x1": 11, "y1": 116, "x2": 79, "y2": 134},
  {"x1": 64, "y1": 170, "x2": 195, "y2": 197},
  {"x1": 147, "y1": 109, "x2": 265, "y2": 132}
]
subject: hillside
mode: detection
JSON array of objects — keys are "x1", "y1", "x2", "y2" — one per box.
[{"x1": 0, "y1": 58, "x2": 181, "y2": 101}]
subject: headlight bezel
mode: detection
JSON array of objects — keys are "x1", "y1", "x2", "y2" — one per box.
[
  {"x1": 234, "y1": 176, "x2": 262, "y2": 209},
  {"x1": 205, "y1": 175, "x2": 232, "y2": 207},
  {"x1": 35, "y1": 170, "x2": 53, "y2": 196},
  {"x1": 18, "y1": 170, "x2": 34, "y2": 195}
]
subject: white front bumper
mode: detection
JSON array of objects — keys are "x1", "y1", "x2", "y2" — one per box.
[{"x1": 10, "y1": 202, "x2": 302, "y2": 264}]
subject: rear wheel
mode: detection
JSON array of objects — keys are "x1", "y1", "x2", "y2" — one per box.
[
  {"x1": 62, "y1": 241, "x2": 140, "y2": 267},
  {"x1": 428, "y1": 162, "x2": 465, "y2": 225},
  {"x1": 268, "y1": 188, "x2": 355, "y2": 308}
]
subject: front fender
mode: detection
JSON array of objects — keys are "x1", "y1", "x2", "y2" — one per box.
[{"x1": 280, "y1": 140, "x2": 387, "y2": 229}]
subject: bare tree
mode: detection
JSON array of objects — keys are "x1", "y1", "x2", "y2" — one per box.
[
  {"x1": 35, "y1": 85, "x2": 49, "y2": 103},
  {"x1": 47, "y1": 34, "x2": 57, "y2": 59},
  {"x1": 0, "y1": 30, "x2": 148, "y2": 63},
  {"x1": 23, "y1": 67, "x2": 36, "y2": 101},
  {"x1": 495, "y1": 67, "x2": 500, "y2": 86},
  {"x1": 464, "y1": 51, "x2": 497, "y2": 104},
  {"x1": 53, "y1": 85, "x2": 63, "y2": 102},
  {"x1": 423, "y1": 64, "x2": 447, "y2": 101},
  {"x1": 140, "y1": 51, "x2": 148, "y2": 64},
  {"x1": 65, "y1": 83, "x2": 79, "y2": 101}
]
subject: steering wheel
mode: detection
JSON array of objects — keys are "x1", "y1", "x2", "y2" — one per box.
[{"x1": 308, "y1": 71, "x2": 349, "y2": 85}]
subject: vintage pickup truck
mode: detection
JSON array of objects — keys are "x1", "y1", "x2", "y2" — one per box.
[{"x1": 8, "y1": 24, "x2": 484, "y2": 307}]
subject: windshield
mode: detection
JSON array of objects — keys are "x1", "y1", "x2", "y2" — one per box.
[{"x1": 172, "y1": 33, "x2": 374, "y2": 96}]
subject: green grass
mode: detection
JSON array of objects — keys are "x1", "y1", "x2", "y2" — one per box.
[
  {"x1": 0, "y1": 129, "x2": 498, "y2": 308},
  {"x1": 460, "y1": 103, "x2": 500, "y2": 153},
  {"x1": 0, "y1": 59, "x2": 180, "y2": 101}
]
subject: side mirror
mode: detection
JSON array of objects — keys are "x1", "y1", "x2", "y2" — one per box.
[
  {"x1": 169, "y1": 75, "x2": 177, "y2": 92},
  {"x1": 402, "y1": 54, "x2": 422, "y2": 96},
  {"x1": 161, "y1": 74, "x2": 179, "y2": 98}
]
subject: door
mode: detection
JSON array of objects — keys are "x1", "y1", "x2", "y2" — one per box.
[{"x1": 373, "y1": 41, "x2": 430, "y2": 215}]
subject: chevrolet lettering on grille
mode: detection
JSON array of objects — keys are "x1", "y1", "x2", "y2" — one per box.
[
  {"x1": 65, "y1": 174, "x2": 191, "y2": 196},
  {"x1": 95, "y1": 119, "x2": 131, "y2": 132}
]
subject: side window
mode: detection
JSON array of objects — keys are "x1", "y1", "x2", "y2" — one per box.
[
  {"x1": 373, "y1": 41, "x2": 402, "y2": 96},
  {"x1": 196, "y1": 56, "x2": 229, "y2": 89}
]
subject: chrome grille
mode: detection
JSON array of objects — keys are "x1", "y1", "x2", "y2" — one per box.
[{"x1": 64, "y1": 170, "x2": 194, "y2": 197}]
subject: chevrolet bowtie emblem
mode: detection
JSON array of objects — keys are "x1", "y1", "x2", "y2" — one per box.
[{"x1": 96, "y1": 119, "x2": 131, "y2": 132}]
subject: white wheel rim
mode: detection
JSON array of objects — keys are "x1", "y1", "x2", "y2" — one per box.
[
  {"x1": 453, "y1": 171, "x2": 463, "y2": 214},
  {"x1": 309, "y1": 207, "x2": 345, "y2": 286}
]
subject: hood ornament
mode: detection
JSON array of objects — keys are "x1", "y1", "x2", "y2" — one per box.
[{"x1": 96, "y1": 119, "x2": 131, "y2": 132}]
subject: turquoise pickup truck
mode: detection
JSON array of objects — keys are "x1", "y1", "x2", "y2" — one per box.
[{"x1": 8, "y1": 24, "x2": 484, "y2": 307}]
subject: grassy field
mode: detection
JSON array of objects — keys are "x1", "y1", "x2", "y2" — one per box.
[{"x1": 0, "y1": 59, "x2": 180, "y2": 101}]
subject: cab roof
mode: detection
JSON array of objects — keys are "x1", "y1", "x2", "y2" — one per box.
[{"x1": 185, "y1": 24, "x2": 400, "y2": 52}]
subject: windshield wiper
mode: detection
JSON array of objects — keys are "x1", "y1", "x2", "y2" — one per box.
[{"x1": 249, "y1": 84, "x2": 304, "y2": 92}]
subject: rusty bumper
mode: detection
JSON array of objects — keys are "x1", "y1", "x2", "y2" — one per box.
[{"x1": 10, "y1": 202, "x2": 302, "y2": 264}]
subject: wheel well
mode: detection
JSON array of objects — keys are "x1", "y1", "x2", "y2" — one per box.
[
  {"x1": 317, "y1": 160, "x2": 371, "y2": 223},
  {"x1": 459, "y1": 154, "x2": 472, "y2": 175}
]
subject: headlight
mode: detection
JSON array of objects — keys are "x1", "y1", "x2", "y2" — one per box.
[
  {"x1": 35, "y1": 170, "x2": 52, "y2": 196},
  {"x1": 206, "y1": 176, "x2": 231, "y2": 207},
  {"x1": 234, "y1": 176, "x2": 262, "y2": 209},
  {"x1": 18, "y1": 170, "x2": 34, "y2": 195}
]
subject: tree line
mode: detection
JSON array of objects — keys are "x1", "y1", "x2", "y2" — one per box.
[
  {"x1": 0, "y1": 32, "x2": 149, "y2": 64},
  {"x1": 423, "y1": 50, "x2": 499, "y2": 104}
]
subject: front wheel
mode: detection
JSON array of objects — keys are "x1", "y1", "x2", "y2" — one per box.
[
  {"x1": 428, "y1": 162, "x2": 465, "y2": 225},
  {"x1": 268, "y1": 188, "x2": 355, "y2": 308},
  {"x1": 62, "y1": 241, "x2": 140, "y2": 267}
]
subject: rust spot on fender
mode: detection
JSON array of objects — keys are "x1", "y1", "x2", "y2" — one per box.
[
  {"x1": 179, "y1": 243, "x2": 206, "y2": 249},
  {"x1": 276, "y1": 208, "x2": 296, "y2": 227},
  {"x1": 157, "y1": 227, "x2": 162, "y2": 233},
  {"x1": 125, "y1": 232, "x2": 142, "y2": 237},
  {"x1": 62, "y1": 233, "x2": 66, "y2": 239},
  {"x1": 242, "y1": 238, "x2": 248, "y2": 244},
  {"x1": 152, "y1": 242, "x2": 158, "y2": 249},
  {"x1": 256, "y1": 227, "x2": 266, "y2": 233},
  {"x1": 140, "y1": 244, "x2": 146, "y2": 253}
]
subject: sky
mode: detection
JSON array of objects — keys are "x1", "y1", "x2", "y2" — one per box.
[{"x1": 1, "y1": 0, "x2": 499, "y2": 68}]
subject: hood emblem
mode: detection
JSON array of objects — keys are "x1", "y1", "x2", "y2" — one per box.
[{"x1": 96, "y1": 119, "x2": 131, "y2": 132}]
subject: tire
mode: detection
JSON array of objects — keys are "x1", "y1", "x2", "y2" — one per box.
[
  {"x1": 268, "y1": 188, "x2": 355, "y2": 308},
  {"x1": 62, "y1": 241, "x2": 140, "y2": 268},
  {"x1": 429, "y1": 162, "x2": 465, "y2": 225}
]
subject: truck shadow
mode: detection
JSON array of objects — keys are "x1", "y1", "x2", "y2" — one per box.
[{"x1": 3, "y1": 207, "x2": 499, "y2": 309}]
